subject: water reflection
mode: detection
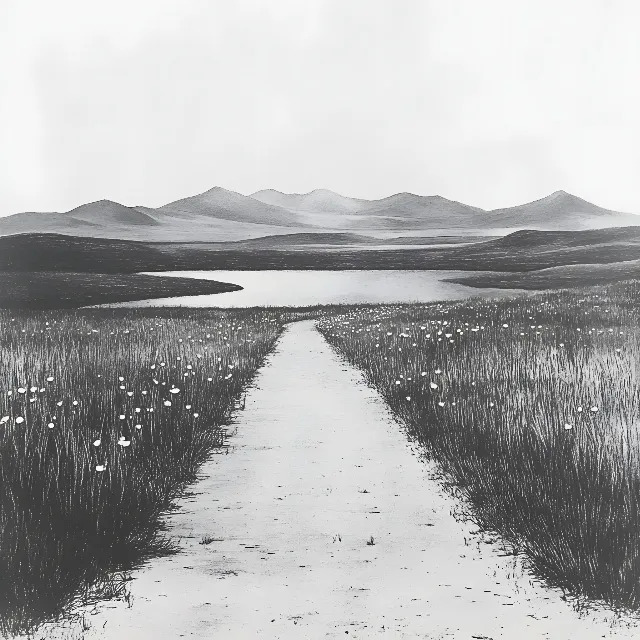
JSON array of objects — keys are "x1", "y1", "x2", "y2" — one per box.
[{"x1": 108, "y1": 270, "x2": 514, "y2": 308}]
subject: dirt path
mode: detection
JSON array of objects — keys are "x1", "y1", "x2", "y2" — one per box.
[{"x1": 71, "y1": 321, "x2": 635, "y2": 639}]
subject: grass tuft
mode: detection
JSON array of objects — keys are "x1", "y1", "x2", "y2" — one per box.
[
  {"x1": 0, "y1": 307, "x2": 285, "y2": 636},
  {"x1": 318, "y1": 280, "x2": 640, "y2": 611}
]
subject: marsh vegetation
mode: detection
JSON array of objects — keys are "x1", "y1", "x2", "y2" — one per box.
[
  {"x1": 4, "y1": 281, "x2": 640, "y2": 636},
  {"x1": 0, "y1": 308, "x2": 284, "y2": 636},
  {"x1": 318, "y1": 281, "x2": 640, "y2": 611}
]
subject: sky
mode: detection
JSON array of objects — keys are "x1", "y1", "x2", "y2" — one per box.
[{"x1": 1, "y1": 0, "x2": 640, "y2": 216}]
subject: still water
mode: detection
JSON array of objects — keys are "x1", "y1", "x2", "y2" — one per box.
[{"x1": 109, "y1": 270, "x2": 518, "y2": 307}]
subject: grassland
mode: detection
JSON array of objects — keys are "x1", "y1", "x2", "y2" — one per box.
[
  {"x1": 449, "y1": 259, "x2": 640, "y2": 290},
  {"x1": 5, "y1": 283, "x2": 640, "y2": 634},
  {"x1": 2, "y1": 228, "x2": 640, "y2": 311},
  {"x1": 4, "y1": 227, "x2": 640, "y2": 275},
  {"x1": 317, "y1": 281, "x2": 640, "y2": 611},
  {"x1": 0, "y1": 308, "x2": 284, "y2": 637},
  {"x1": 0, "y1": 273, "x2": 242, "y2": 309}
]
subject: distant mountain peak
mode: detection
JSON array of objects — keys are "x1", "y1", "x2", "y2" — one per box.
[
  {"x1": 484, "y1": 189, "x2": 639, "y2": 230},
  {"x1": 70, "y1": 198, "x2": 123, "y2": 210},
  {"x1": 159, "y1": 185, "x2": 302, "y2": 227},
  {"x1": 251, "y1": 187, "x2": 358, "y2": 201},
  {"x1": 545, "y1": 190, "x2": 581, "y2": 201},
  {"x1": 249, "y1": 188, "x2": 286, "y2": 196},
  {"x1": 196, "y1": 185, "x2": 233, "y2": 196},
  {"x1": 3, "y1": 186, "x2": 637, "y2": 240},
  {"x1": 380, "y1": 191, "x2": 420, "y2": 200},
  {"x1": 161, "y1": 185, "x2": 251, "y2": 208},
  {"x1": 65, "y1": 199, "x2": 159, "y2": 226},
  {"x1": 281, "y1": 187, "x2": 348, "y2": 198},
  {"x1": 250, "y1": 187, "x2": 368, "y2": 214},
  {"x1": 307, "y1": 188, "x2": 345, "y2": 196}
]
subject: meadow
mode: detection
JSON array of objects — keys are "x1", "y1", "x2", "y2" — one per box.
[
  {"x1": 317, "y1": 280, "x2": 640, "y2": 612},
  {"x1": 0, "y1": 272, "x2": 242, "y2": 309},
  {"x1": 0, "y1": 308, "x2": 285, "y2": 637},
  {"x1": 5, "y1": 283, "x2": 640, "y2": 635}
]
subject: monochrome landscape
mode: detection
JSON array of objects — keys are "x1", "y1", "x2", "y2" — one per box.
[
  {"x1": 2, "y1": 186, "x2": 638, "y2": 241},
  {"x1": 4, "y1": 1, "x2": 640, "y2": 638},
  {"x1": 0, "y1": 178, "x2": 640, "y2": 639},
  {"x1": 2, "y1": 186, "x2": 640, "y2": 310}
]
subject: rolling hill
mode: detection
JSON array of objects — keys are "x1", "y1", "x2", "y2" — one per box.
[
  {"x1": 448, "y1": 259, "x2": 640, "y2": 290},
  {"x1": 158, "y1": 186, "x2": 303, "y2": 227},
  {"x1": 4, "y1": 226, "x2": 640, "y2": 274},
  {"x1": 66, "y1": 200, "x2": 160, "y2": 226},
  {"x1": 251, "y1": 189, "x2": 488, "y2": 230},
  {"x1": 0, "y1": 272, "x2": 241, "y2": 309},
  {"x1": 225, "y1": 188, "x2": 640, "y2": 233},
  {"x1": 250, "y1": 188, "x2": 369, "y2": 214},
  {"x1": 484, "y1": 191, "x2": 639, "y2": 230},
  {"x1": 352, "y1": 193, "x2": 486, "y2": 229},
  {"x1": 0, "y1": 212, "x2": 100, "y2": 235},
  {"x1": 250, "y1": 188, "x2": 637, "y2": 232},
  {"x1": 1, "y1": 187, "x2": 638, "y2": 241}
]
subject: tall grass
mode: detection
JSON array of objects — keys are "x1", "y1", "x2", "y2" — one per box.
[
  {"x1": 317, "y1": 281, "x2": 640, "y2": 611},
  {"x1": 0, "y1": 308, "x2": 285, "y2": 637}
]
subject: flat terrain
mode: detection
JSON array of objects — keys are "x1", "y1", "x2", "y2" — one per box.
[
  {"x1": 0, "y1": 272, "x2": 241, "y2": 308},
  {"x1": 52, "y1": 321, "x2": 638, "y2": 639}
]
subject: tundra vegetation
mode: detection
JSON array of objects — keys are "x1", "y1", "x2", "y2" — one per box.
[
  {"x1": 0, "y1": 308, "x2": 284, "y2": 637},
  {"x1": 317, "y1": 280, "x2": 640, "y2": 612},
  {"x1": 3, "y1": 282, "x2": 640, "y2": 636}
]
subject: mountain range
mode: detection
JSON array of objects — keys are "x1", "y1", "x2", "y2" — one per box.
[{"x1": 1, "y1": 187, "x2": 637, "y2": 242}]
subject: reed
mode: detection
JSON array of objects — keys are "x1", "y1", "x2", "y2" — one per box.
[
  {"x1": 318, "y1": 281, "x2": 640, "y2": 611},
  {"x1": 0, "y1": 307, "x2": 285, "y2": 637}
]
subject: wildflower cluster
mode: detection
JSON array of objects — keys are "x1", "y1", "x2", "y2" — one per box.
[
  {"x1": 317, "y1": 281, "x2": 640, "y2": 610},
  {"x1": 0, "y1": 307, "x2": 284, "y2": 637}
]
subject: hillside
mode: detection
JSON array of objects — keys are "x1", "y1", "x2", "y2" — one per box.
[
  {"x1": 352, "y1": 193, "x2": 487, "y2": 229},
  {"x1": 0, "y1": 212, "x2": 99, "y2": 235},
  {"x1": 250, "y1": 188, "x2": 639, "y2": 232},
  {"x1": 0, "y1": 234, "x2": 168, "y2": 273},
  {"x1": 158, "y1": 186, "x2": 303, "y2": 227},
  {"x1": 1, "y1": 188, "x2": 638, "y2": 241},
  {"x1": 66, "y1": 200, "x2": 160, "y2": 226},
  {"x1": 4, "y1": 226, "x2": 640, "y2": 274},
  {"x1": 449, "y1": 260, "x2": 640, "y2": 290},
  {"x1": 208, "y1": 233, "x2": 487, "y2": 249},
  {"x1": 485, "y1": 191, "x2": 638, "y2": 230},
  {"x1": 0, "y1": 200, "x2": 161, "y2": 237},
  {"x1": 251, "y1": 190, "x2": 488, "y2": 230},
  {"x1": 0, "y1": 272, "x2": 241, "y2": 309},
  {"x1": 481, "y1": 226, "x2": 640, "y2": 250},
  {"x1": 250, "y1": 188, "x2": 368, "y2": 214}
]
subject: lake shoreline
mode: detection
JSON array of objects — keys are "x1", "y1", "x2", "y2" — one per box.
[
  {"x1": 0, "y1": 272, "x2": 242, "y2": 310},
  {"x1": 99, "y1": 269, "x2": 519, "y2": 308}
]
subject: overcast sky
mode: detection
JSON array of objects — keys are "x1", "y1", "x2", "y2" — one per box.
[{"x1": 1, "y1": 0, "x2": 640, "y2": 216}]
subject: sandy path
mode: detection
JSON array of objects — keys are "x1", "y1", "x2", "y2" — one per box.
[{"x1": 71, "y1": 320, "x2": 635, "y2": 639}]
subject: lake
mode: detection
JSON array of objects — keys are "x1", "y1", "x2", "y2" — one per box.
[{"x1": 104, "y1": 270, "x2": 519, "y2": 307}]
